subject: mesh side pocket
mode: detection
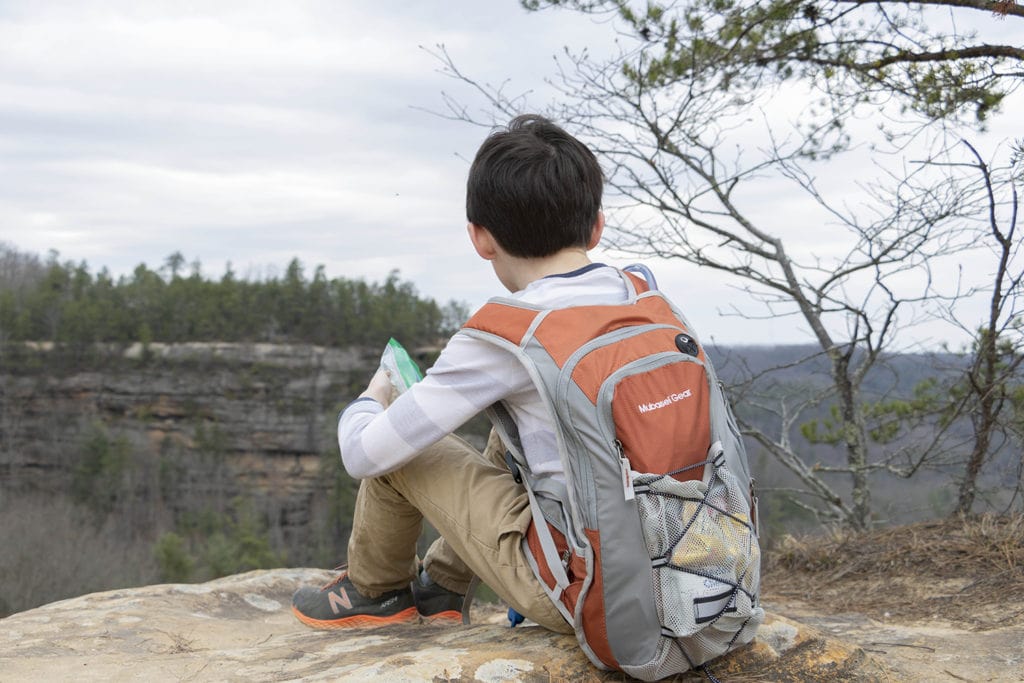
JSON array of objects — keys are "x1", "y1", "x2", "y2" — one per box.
[{"x1": 635, "y1": 465, "x2": 761, "y2": 649}]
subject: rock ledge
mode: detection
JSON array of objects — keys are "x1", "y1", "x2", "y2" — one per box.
[{"x1": 0, "y1": 568, "x2": 887, "y2": 682}]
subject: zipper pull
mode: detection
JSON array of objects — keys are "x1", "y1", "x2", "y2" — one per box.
[
  {"x1": 749, "y1": 477, "x2": 759, "y2": 533},
  {"x1": 616, "y1": 440, "x2": 635, "y2": 501}
]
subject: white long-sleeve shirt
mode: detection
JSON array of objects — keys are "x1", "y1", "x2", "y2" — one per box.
[{"x1": 337, "y1": 263, "x2": 633, "y2": 480}]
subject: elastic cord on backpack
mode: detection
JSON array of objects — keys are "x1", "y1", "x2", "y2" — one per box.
[{"x1": 699, "y1": 663, "x2": 723, "y2": 683}]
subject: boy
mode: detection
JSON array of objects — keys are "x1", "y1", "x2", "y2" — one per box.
[{"x1": 291, "y1": 114, "x2": 624, "y2": 633}]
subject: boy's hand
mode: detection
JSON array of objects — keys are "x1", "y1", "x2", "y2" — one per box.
[{"x1": 360, "y1": 368, "x2": 395, "y2": 407}]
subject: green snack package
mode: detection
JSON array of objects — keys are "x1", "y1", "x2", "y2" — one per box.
[{"x1": 380, "y1": 337, "x2": 423, "y2": 394}]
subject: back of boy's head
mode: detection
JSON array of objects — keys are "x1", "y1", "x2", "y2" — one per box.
[{"x1": 466, "y1": 115, "x2": 603, "y2": 258}]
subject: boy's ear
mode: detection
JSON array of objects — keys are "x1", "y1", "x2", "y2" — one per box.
[
  {"x1": 467, "y1": 222, "x2": 498, "y2": 260},
  {"x1": 586, "y1": 211, "x2": 605, "y2": 250}
]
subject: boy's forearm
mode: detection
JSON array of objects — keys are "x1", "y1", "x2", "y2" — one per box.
[
  {"x1": 337, "y1": 398, "x2": 403, "y2": 479},
  {"x1": 359, "y1": 368, "x2": 393, "y2": 407},
  {"x1": 336, "y1": 370, "x2": 407, "y2": 477},
  {"x1": 337, "y1": 380, "x2": 461, "y2": 479},
  {"x1": 337, "y1": 333, "x2": 520, "y2": 478}
]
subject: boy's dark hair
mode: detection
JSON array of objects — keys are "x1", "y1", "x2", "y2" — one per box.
[{"x1": 466, "y1": 115, "x2": 603, "y2": 258}]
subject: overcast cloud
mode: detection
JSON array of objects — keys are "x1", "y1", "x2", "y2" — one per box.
[{"x1": 1, "y1": 1, "x2": 1020, "y2": 346}]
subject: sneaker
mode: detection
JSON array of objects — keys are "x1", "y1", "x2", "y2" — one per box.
[
  {"x1": 411, "y1": 568, "x2": 466, "y2": 624},
  {"x1": 291, "y1": 569, "x2": 418, "y2": 630}
]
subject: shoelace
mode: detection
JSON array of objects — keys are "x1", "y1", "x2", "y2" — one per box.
[{"x1": 320, "y1": 563, "x2": 350, "y2": 590}]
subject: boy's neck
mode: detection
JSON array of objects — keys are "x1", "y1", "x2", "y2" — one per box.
[
  {"x1": 467, "y1": 217, "x2": 606, "y2": 293},
  {"x1": 499, "y1": 247, "x2": 593, "y2": 293}
]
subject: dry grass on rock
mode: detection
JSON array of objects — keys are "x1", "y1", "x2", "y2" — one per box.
[{"x1": 762, "y1": 513, "x2": 1024, "y2": 630}]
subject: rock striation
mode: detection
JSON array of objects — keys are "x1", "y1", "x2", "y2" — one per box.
[{"x1": 0, "y1": 343, "x2": 377, "y2": 562}]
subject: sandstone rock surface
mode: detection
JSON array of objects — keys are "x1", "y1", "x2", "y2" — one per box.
[
  {"x1": 772, "y1": 601, "x2": 1024, "y2": 683},
  {"x1": 1, "y1": 568, "x2": 890, "y2": 682},
  {"x1": 5, "y1": 567, "x2": 1020, "y2": 681}
]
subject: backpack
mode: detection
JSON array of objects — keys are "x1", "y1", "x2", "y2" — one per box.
[{"x1": 461, "y1": 265, "x2": 763, "y2": 681}]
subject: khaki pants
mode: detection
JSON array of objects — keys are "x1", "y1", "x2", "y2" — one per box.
[{"x1": 346, "y1": 430, "x2": 572, "y2": 634}]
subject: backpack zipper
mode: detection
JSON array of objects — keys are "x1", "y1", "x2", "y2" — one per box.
[
  {"x1": 597, "y1": 352, "x2": 707, "y2": 449},
  {"x1": 555, "y1": 326, "x2": 688, "y2": 526}
]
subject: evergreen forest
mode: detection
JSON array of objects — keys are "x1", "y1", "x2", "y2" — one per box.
[{"x1": 0, "y1": 245, "x2": 464, "y2": 350}]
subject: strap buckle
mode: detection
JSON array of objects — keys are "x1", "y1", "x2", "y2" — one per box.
[{"x1": 504, "y1": 449, "x2": 523, "y2": 484}]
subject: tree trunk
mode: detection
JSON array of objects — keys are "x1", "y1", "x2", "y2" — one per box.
[
  {"x1": 954, "y1": 335, "x2": 998, "y2": 516},
  {"x1": 833, "y1": 354, "x2": 872, "y2": 530}
]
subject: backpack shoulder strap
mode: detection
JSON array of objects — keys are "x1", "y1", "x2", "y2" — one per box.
[
  {"x1": 462, "y1": 300, "x2": 540, "y2": 480},
  {"x1": 463, "y1": 298, "x2": 544, "y2": 346},
  {"x1": 463, "y1": 300, "x2": 574, "y2": 602}
]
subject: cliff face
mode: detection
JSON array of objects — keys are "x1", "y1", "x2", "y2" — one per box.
[{"x1": 0, "y1": 342, "x2": 378, "y2": 592}]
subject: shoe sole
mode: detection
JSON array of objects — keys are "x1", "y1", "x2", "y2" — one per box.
[
  {"x1": 419, "y1": 609, "x2": 462, "y2": 625},
  {"x1": 291, "y1": 605, "x2": 419, "y2": 630}
]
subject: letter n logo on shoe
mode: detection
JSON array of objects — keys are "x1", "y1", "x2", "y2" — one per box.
[{"x1": 328, "y1": 587, "x2": 352, "y2": 614}]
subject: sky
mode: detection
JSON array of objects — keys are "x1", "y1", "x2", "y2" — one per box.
[{"x1": 1, "y1": 1, "x2": 1020, "y2": 347}]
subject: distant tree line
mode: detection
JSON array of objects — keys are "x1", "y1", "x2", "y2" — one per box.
[{"x1": 0, "y1": 245, "x2": 467, "y2": 349}]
